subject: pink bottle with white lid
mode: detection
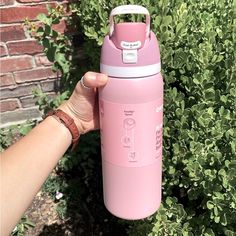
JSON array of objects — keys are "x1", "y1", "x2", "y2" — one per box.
[{"x1": 99, "y1": 5, "x2": 163, "y2": 220}]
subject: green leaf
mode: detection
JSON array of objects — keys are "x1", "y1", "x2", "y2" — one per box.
[
  {"x1": 224, "y1": 229, "x2": 236, "y2": 236},
  {"x1": 52, "y1": 30, "x2": 58, "y2": 38},
  {"x1": 162, "y1": 15, "x2": 172, "y2": 26},
  {"x1": 204, "y1": 228, "x2": 215, "y2": 236},
  {"x1": 36, "y1": 27, "x2": 44, "y2": 36},
  {"x1": 193, "y1": 78, "x2": 200, "y2": 85},
  {"x1": 52, "y1": 18, "x2": 60, "y2": 24},
  {"x1": 46, "y1": 45, "x2": 56, "y2": 62},
  {"x1": 213, "y1": 206, "x2": 219, "y2": 216},
  {"x1": 37, "y1": 13, "x2": 47, "y2": 22},
  {"x1": 207, "y1": 201, "x2": 214, "y2": 209},
  {"x1": 176, "y1": 22, "x2": 184, "y2": 34},
  {"x1": 221, "y1": 213, "x2": 227, "y2": 226},
  {"x1": 19, "y1": 125, "x2": 32, "y2": 135},
  {"x1": 45, "y1": 25, "x2": 52, "y2": 35},
  {"x1": 42, "y1": 38, "x2": 50, "y2": 49},
  {"x1": 166, "y1": 197, "x2": 173, "y2": 206},
  {"x1": 214, "y1": 216, "x2": 220, "y2": 223}
]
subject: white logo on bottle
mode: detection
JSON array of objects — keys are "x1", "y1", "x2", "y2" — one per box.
[
  {"x1": 121, "y1": 41, "x2": 141, "y2": 49},
  {"x1": 155, "y1": 123, "x2": 162, "y2": 157},
  {"x1": 156, "y1": 104, "x2": 163, "y2": 113}
]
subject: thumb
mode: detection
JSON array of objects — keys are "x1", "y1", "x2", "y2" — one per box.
[{"x1": 82, "y1": 72, "x2": 108, "y2": 89}]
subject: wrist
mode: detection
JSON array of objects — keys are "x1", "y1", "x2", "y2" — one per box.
[
  {"x1": 58, "y1": 102, "x2": 85, "y2": 134},
  {"x1": 45, "y1": 108, "x2": 80, "y2": 150},
  {"x1": 46, "y1": 115, "x2": 72, "y2": 137}
]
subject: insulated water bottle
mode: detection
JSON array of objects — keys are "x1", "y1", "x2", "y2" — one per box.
[{"x1": 99, "y1": 5, "x2": 163, "y2": 220}]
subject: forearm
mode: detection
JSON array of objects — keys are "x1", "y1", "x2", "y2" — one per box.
[{"x1": 1, "y1": 116, "x2": 72, "y2": 236}]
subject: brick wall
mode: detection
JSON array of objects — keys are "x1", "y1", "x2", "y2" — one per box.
[{"x1": 0, "y1": 0, "x2": 66, "y2": 128}]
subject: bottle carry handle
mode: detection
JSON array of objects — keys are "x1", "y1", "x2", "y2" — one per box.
[{"x1": 109, "y1": 5, "x2": 150, "y2": 37}]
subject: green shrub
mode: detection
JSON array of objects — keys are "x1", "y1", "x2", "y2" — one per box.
[{"x1": 28, "y1": 0, "x2": 235, "y2": 235}]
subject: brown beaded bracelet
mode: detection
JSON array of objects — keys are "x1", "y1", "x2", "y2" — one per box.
[{"x1": 45, "y1": 109, "x2": 80, "y2": 150}]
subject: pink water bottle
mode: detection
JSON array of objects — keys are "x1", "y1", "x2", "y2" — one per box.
[{"x1": 99, "y1": 5, "x2": 163, "y2": 220}]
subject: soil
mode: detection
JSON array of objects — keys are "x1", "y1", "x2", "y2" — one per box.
[
  {"x1": 24, "y1": 191, "x2": 128, "y2": 236},
  {"x1": 25, "y1": 192, "x2": 65, "y2": 236},
  {"x1": 25, "y1": 192, "x2": 91, "y2": 236}
]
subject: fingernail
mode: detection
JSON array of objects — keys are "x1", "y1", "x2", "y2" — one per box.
[
  {"x1": 96, "y1": 74, "x2": 104, "y2": 81},
  {"x1": 89, "y1": 73, "x2": 97, "y2": 80}
]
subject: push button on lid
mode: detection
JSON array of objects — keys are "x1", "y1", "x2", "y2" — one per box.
[{"x1": 122, "y1": 49, "x2": 137, "y2": 64}]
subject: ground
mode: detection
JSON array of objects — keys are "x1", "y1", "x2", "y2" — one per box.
[
  {"x1": 25, "y1": 192, "x2": 69, "y2": 236},
  {"x1": 24, "y1": 190, "x2": 128, "y2": 236}
]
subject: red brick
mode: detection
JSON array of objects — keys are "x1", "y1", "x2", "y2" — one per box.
[
  {"x1": 0, "y1": 74, "x2": 15, "y2": 87},
  {"x1": 0, "y1": 83, "x2": 39, "y2": 99},
  {"x1": 16, "y1": 0, "x2": 45, "y2": 2},
  {"x1": 20, "y1": 92, "x2": 55, "y2": 108},
  {"x1": 0, "y1": 25, "x2": 26, "y2": 42},
  {"x1": 0, "y1": 99, "x2": 20, "y2": 112},
  {"x1": 35, "y1": 54, "x2": 52, "y2": 66},
  {"x1": 7, "y1": 40, "x2": 43, "y2": 56},
  {"x1": 0, "y1": 5, "x2": 49, "y2": 23},
  {"x1": 41, "y1": 78, "x2": 60, "y2": 92},
  {"x1": 0, "y1": 45, "x2": 7, "y2": 57},
  {"x1": 0, "y1": 56, "x2": 33, "y2": 73},
  {"x1": 52, "y1": 19, "x2": 66, "y2": 34},
  {"x1": 0, "y1": 107, "x2": 41, "y2": 124},
  {"x1": 19, "y1": 95, "x2": 37, "y2": 108},
  {"x1": 14, "y1": 67, "x2": 57, "y2": 83},
  {"x1": 0, "y1": 0, "x2": 14, "y2": 6}
]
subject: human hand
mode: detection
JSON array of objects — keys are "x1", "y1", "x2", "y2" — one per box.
[{"x1": 59, "y1": 72, "x2": 108, "y2": 134}]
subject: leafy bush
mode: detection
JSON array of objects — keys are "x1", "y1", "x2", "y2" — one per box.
[
  {"x1": 27, "y1": 0, "x2": 235, "y2": 235},
  {"x1": 0, "y1": 122, "x2": 34, "y2": 152}
]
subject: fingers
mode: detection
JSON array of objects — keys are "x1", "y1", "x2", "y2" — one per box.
[{"x1": 82, "y1": 72, "x2": 108, "y2": 89}]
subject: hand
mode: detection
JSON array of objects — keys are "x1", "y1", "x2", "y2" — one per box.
[{"x1": 59, "y1": 72, "x2": 108, "y2": 134}]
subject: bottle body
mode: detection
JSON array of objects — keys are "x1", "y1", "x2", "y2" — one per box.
[
  {"x1": 99, "y1": 74, "x2": 163, "y2": 219},
  {"x1": 99, "y1": 5, "x2": 163, "y2": 220}
]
